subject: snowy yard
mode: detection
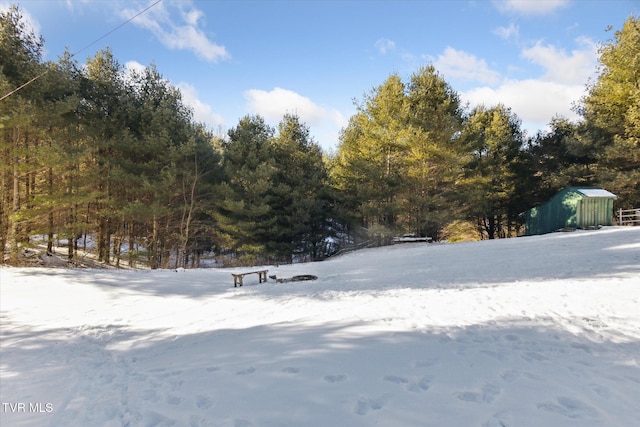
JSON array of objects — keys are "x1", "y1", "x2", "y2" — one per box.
[{"x1": 1, "y1": 227, "x2": 639, "y2": 427}]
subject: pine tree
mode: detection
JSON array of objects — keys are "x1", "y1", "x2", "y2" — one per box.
[
  {"x1": 460, "y1": 105, "x2": 525, "y2": 239},
  {"x1": 268, "y1": 114, "x2": 332, "y2": 262},
  {"x1": 404, "y1": 65, "x2": 465, "y2": 238},
  {"x1": 581, "y1": 16, "x2": 640, "y2": 207},
  {"x1": 214, "y1": 115, "x2": 275, "y2": 265},
  {"x1": 332, "y1": 75, "x2": 408, "y2": 242},
  {"x1": 0, "y1": 5, "x2": 51, "y2": 261},
  {"x1": 332, "y1": 68, "x2": 465, "y2": 242}
]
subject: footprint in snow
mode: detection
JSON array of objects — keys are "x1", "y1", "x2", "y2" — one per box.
[
  {"x1": 504, "y1": 334, "x2": 520, "y2": 342},
  {"x1": 141, "y1": 389, "x2": 160, "y2": 403},
  {"x1": 324, "y1": 374, "x2": 347, "y2": 383},
  {"x1": 482, "y1": 383, "x2": 501, "y2": 403},
  {"x1": 456, "y1": 391, "x2": 483, "y2": 403},
  {"x1": 190, "y1": 415, "x2": 215, "y2": 426},
  {"x1": 522, "y1": 351, "x2": 548, "y2": 363},
  {"x1": 407, "y1": 375, "x2": 432, "y2": 392},
  {"x1": 354, "y1": 395, "x2": 388, "y2": 415},
  {"x1": 282, "y1": 367, "x2": 299, "y2": 374},
  {"x1": 500, "y1": 369, "x2": 520, "y2": 383},
  {"x1": 456, "y1": 384, "x2": 500, "y2": 404},
  {"x1": 383, "y1": 375, "x2": 409, "y2": 385},
  {"x1": 537, "y1": 396, "x2": 598, "y2": 418},
  {"x1": 144, "y1": 410, "x2": 175, "y2": 426},
  {"x1": 589, "y1": 384, "x2": 611, "y2": 399},
  {"x1": 196, "y1": 395, "x2": 213, "y2": 410},
  {"x1": 170, "y1": 379, "x2": 183, "y2": 392},
  {"x1": 206, "y1": 366, "x2": 220, "y2": 373},
  {"x1": 482, "y1": 410, "x2": 514, "y2": 427},
  {"x1": 166, "y1": 395, "x2": 181, "y2": 405},
  {"x1": 236, "y1": 367, "x2": 255, "y2": 375},
  {"x1": 97, "y1": 372, "x2": 116, "y2": 385}
]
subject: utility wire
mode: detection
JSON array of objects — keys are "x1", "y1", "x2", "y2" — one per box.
[{"x1": 1, "y1": 0, "x2": 162, "y2": 101}]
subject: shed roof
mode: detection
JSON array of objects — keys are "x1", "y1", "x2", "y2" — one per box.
[{"x1": 576, "y1": 188, "x2": 617, "y2": 198}]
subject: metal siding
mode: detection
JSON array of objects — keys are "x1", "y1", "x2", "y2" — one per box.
[
  {"x1": 524, "y1": 187, "x2": 616, "y2": 235},
  {"x1": 562, "y1": 190, "x2": 581, "y2": 228},
  {"x1": 578, "y1": 197, "x2": 614, "y2": 227}
]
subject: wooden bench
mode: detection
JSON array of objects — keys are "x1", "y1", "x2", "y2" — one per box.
[{"x1": 232, "y1": 270, "x2": 268, "y2": 287}]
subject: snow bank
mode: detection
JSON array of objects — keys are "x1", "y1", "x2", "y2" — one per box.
[{"x1": 1, "y1": 227, "x2": 639, "y2": 426}]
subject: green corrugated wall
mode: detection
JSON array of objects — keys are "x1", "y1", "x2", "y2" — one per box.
[
  {"x1": 577, "y1": 196, "x2": 614, "y2": 228},
  {"x1": 524, "y1": 187, "x2": 616, "y2": 235}
]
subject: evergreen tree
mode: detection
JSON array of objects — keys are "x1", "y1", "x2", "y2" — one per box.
[
  {"x1": 460, "y1": 105, "x2": 525, "y2": 239},
  {"x1": 0, "y1": 5, "x2": 56, "y2": 261},
  {"x1": 580, "y1": 16, "x2": 640, "y2": 207},
  {"x1": 1, "y1": 6, "x2": 222, "y2": 267},
  {"x1": 214, "y1": 115, "x2": 275, "y2": 264},
  {"x1": 332, "y1": 69, "x2": 465, "y2": 242},
  {"x1": 122, "y1": 63, "x2": 199, "y2": 268},
  {"x1": 404, "y1": 65, "x2": 465, "y2": 238},
  {"x1": 332, "y1": 75, "x2": 408, "y2": 241},
  {"x1": 268, "y1": 114, "x2": 332, "y2": 262},
  {"x1": 0, "y1": 4, "x2": 43, "y2": 90},
  {"x1": 528, "y1": 117, "x2": 596, "y2": 203},
  {"x1": 78, "y1": 48, "x2": 133, "y2": 263},
  {"x1": 23, "y1": 55, "x2": 84, "y2": 258}
]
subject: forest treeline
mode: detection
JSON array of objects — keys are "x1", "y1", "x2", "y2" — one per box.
[{"x1": 1, "y1": 6, "x2": 638, "y2": 268}]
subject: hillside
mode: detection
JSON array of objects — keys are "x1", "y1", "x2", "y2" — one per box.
[{"x1": 1, "y1": 227, "x2": 639, "y2": 426}]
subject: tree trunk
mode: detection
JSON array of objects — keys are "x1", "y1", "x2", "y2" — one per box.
[
  {"x1": 486, "y1": 215, "x2": 496, "y2": 240},
  {"x1": 114, "y1": 236, "x2": 121, "y2": 268},
  {"x1": 150, "y1": 214, "x2": 159, "y2": 269},
  {"x1": 98, "y1": 217, "x2": 107, "y2": 262},
  {"x1": 0, "y1": 155, "x2": 6, "y2": 263},
  {"x1": 10, "y1": 139, "x2": 20, "y2": 256},
  {"x1": 128, "y1": 222, "x2": 135, "y2": 268}
]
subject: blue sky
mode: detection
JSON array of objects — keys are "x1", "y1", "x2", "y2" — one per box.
[{"x1": 6, "y1": 0, "x2": 639, "y2": 151}]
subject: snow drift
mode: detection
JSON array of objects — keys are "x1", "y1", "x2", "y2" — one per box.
[{"x1": 1, "y1": 226, "x2": 639, "y2": 426}]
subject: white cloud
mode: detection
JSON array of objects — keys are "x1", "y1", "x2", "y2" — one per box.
[
  {"x1": 493, "y1": 23, "x2": 519, "y2": 41},
  {"x1": 0, "y1": 2, "x2": 42, "y2": 39},
  {"x1": 182, "y1": 8, "x2": 204, "y2": 27},
  {"x1": 124, "y1": 60, "x2": 147, "y2": 76},
  {"x1": 121, "y1": 61, "x2": 224, "y2": 129},
  {"x1": 64, "y1": 0, "x2": 91, "y2": 12},
  {"x1": 461, "y1": 79, "x2": 585, "y2": 134},
  {"x1": 435, "y1": 47, "x2": 502, "y2": 85},
  {"x1": 244, "y1": 87, "x2": 346, "y2": 128},
  {"x1": 454, "y1": 34, "x2": 597, "y2": 135},
  {"x1": 177, "y1": 82, "x2": 225, "y2": 128},
  {"x1": 493, "y1": 0, "x2": 570, "y2": 15},
  {"x1": 244, "y1": 87, "x2": 348, "y2": 151},
  {"x1": 375, "y1": 38, "x2": 396, "y2": 55},
  {"x1": 121, "y1": 1, "x2": 229, "y2": 63},
  {"x1": 521, "y1": 38, "x2": 597, "y2": 85}
]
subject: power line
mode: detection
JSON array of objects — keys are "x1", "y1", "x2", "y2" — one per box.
[{"x1": 1, "y1": 0, "x2": 162, "y2": 101}]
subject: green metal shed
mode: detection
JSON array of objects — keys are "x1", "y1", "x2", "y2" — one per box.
[{"x1": 524, "y1": 187, "x2": 617, "y2": 235}]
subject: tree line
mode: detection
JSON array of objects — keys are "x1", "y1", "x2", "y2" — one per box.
[
  {"x1": 332, "y1": 16, "x2": 639, "y2": 242},
  {"x1": 1, "y1": 5, "x2": 638, "y2": 267}
]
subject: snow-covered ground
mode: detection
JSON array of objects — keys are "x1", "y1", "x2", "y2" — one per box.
[{"x1": 1, "y1": 227, "x2": 639, "y2": 427}]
